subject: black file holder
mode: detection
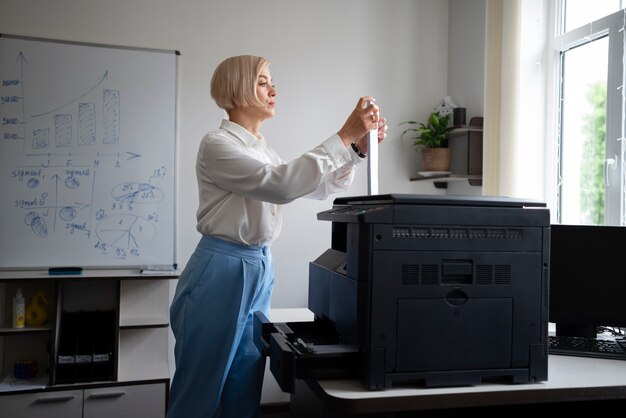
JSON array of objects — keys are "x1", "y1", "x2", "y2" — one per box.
[{"x1": 55, "y1": 310, "x2": 115, "y2": 384}]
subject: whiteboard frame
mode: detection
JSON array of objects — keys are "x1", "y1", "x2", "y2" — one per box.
[{"x1": 0, "y1": 34, "x2": 179, "y2": 271}]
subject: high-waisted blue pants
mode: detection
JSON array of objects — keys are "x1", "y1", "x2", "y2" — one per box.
[{"x1": 167, "y1": 234, "x2": 274, "y2": 418}]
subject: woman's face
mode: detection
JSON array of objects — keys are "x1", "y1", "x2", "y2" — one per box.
[{"x1": 253, "y1": 64, "x2": 276, "y2": 120}]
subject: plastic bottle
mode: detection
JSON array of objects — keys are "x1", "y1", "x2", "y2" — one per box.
[
  {"x1": 12, "y1": 288, "x2": 25, "y2": 329},
  {"x1": 25, "y1": 290, "x2": 48, "y2": 326}
]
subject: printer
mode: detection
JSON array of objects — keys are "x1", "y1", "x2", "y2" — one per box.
[{"x1": 255, "y1": 194, "x2": 550, "y2": 392}]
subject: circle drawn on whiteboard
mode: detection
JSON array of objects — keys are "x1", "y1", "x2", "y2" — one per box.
[
  {"x1": 96, "y1": 214, "x2": 156, "y2": 249},
  {"x1": 24, "y1": 211, "x2": 48, "y2": 238},
  {"x1": 111, "y1": 182, "x2": 163, "y2": 204},
  {"x1": 65, "y1": 176, "x2": 80, "y2": 189},
  {"x1": 59, "y1": 206, "x2": 77, "y2": 221}
]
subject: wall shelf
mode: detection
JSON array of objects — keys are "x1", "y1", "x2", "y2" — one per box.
[
  {"x1": 0, "y1": 325, "x2": 52, "y2": 335},
  {"x1": 410, "y1": 174, "x2": 483, "y2": 189},
  {"x1": 411, "y1": 117, "x2": 484, "y2": 189},
  {"x1": 447, "y1": 125, "x2": 483, "y2": 137}
]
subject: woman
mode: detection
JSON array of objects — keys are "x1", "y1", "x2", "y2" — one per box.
[{"x1": 167, "y1": 55, "x2": 387, "y2": 418}]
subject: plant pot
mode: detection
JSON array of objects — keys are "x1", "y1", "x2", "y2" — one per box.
[{"x1": 420, "y1": 147, "x2": 451, "y2": 172}]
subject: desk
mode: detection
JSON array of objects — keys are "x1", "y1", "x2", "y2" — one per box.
[{"x1": 289, "y1": 355, "x2": 626, "y2": 417}]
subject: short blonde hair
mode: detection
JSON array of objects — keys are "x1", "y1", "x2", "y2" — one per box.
[{"x1": 210, "y1": 55, "x2": 270, "y2": 110}]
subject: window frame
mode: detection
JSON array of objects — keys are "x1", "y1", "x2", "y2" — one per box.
[{"x1": 553, "y1": 7, "x2": 625, "y2": 225}]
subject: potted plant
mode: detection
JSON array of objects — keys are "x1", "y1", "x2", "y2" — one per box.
[{"x1": 401, "y1": 111, "x2": 455, "y2": 172}]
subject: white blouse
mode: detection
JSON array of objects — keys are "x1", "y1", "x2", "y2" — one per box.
[{"x1": 195, "y1": 119, "x2": 364, "y2": 246}]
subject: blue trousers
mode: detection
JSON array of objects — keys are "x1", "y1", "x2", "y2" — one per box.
[{"x1": 167, "y1": 234, "x2": 274, "y2": 418}]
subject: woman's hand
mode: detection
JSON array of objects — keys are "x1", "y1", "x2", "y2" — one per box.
[
  {"x1": 337, "y1": 96, "x2": 384, "y2": 149},
  {"x1": 355, "y1": 116, "x2": 388, "y2": 155}
]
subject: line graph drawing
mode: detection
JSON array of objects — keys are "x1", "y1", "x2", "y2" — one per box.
[{"x1": 30, "y1": 71, "x2": 108, "y2": 118}]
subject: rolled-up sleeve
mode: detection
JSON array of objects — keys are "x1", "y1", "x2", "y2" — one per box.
[
  {"x1": 200, "y1": 132, "x2": 361, "y2": 204},
  {"x1": 304, "y1": 134, "x2": 363, "y2": 200},
  {"x1": 195, "y1": 120, "x2": 364, "y2": 245}
]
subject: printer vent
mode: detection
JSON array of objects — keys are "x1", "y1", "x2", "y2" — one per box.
[
  {"x1": 391, "y1": 227, "x2": 524, "y2": 240},
  {"x1": 403, "y1": 264, "x2": 514, "y2": 285},
  {"x1": 401, "y1": 264, "x2": 439, "y2": 285},
  {"x1": 495, "y1": 265, "x2": 512, "y2": 284},
  {"x1": 476, "y1": 265, "x2": 512, "y2": 285},
  {"x1": 540, "y1": 321, "x2": 548, "y2": 356}
]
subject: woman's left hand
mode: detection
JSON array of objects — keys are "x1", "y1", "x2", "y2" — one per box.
[
  {"x1": 376, "y1": 117, "x2": 388, "y2": 141},
  {"x1": 355, "y1": 116, "x2": 388, "y2": 155}
]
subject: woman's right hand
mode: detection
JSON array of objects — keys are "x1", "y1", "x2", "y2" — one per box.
[{"x1": 337, "y1": 96, "x2": 380, "y2": 148}]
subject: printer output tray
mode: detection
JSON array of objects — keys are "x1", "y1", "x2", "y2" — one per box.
[{"x1": 254, "y1": 311, "x2": 358, "y2": 393}]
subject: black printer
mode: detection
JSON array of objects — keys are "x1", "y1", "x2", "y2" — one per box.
[{"x1": 255, "y1": 194, "x2": 550, "y2": 392}]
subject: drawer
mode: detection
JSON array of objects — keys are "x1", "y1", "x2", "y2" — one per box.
[
  {"x1": 84, "y1": 383, "x2": 167, "y2": 418},
  {"x1": 0, "y1": 389, "x2": 83, "y2": 418},
  {"x1": 254, "y1": 311, "x2": 358, "y2": 394}
]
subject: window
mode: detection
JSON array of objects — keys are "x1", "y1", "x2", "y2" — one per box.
[
  {"x1": 555, "y1": 1, "x2": 625, "y2": 225},
  {"x1": 563, "y1": 0, "x2": 623, "y2": 31}
]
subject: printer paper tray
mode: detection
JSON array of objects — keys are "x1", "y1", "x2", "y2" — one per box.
[{"x1": 254, "y1": 311, "x2": 358, "y2": 393}]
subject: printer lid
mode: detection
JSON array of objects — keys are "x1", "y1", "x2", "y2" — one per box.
[{"x1": 332, "y1": 194, "x2": 546, "y2": 209}]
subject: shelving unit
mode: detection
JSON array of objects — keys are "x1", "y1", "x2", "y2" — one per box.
[
  {"x1": 410, "y1": 173, "x2": 483, "y2": 186},
  {"x1": 411, "y1": 117, "x2": 484, "y2": 189},
  {"x1": 0, "y1": 270, "x2": 177, "y2": 418}
]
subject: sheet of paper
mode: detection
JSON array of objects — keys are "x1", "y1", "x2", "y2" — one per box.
[
  {"x1": 367, "y1": 129, "x2": 378, "y2": 195},
  {"x1": 0, "y1": 375, "x2": 47, "y2": 392}
]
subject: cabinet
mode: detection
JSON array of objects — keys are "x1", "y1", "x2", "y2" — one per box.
[
  {"x1": 2, "y1": 383, "x2": 166, "y2": 418},
  {"x1": 0, "y1": 270, "x2": 175, "y2": 418},
  {"x1": 410, "y1": 116, "x2": 483, "y2": 188}
]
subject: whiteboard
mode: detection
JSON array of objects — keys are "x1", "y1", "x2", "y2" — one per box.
[{"x1": 0, "y1": 35, "x2": 177, "y2": 269}]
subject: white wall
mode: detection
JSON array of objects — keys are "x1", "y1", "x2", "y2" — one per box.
[
  {"x1": 448, "y1": 0, "x2": 486, "y2": 123},
  {"x1": 1, "y1": 0, "x2": 450, "y2": 306},
  {"x1": 1, "y1": 0, "x2": 454, "y2": 404},
  {"x1": 447, "y1": 0, "x2": 486, "y2": 196}
]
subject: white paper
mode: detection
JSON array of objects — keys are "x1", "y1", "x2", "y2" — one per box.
[
  {"x1": 367, "y1": 129, "x2": 378, "y2": 195},
  {"x1": 0, "y1": 375, "x2": 47, "y2": 392}
]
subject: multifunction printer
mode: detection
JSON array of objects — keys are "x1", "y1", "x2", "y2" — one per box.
[{"x1": 255, "y1": 194, "x2": 550, "y2": 392}]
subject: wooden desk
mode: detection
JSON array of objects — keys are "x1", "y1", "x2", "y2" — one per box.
[{"x1": 290, "y1": 355, "x2": 626, "y2": 417}]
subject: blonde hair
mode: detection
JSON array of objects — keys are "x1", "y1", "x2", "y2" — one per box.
[{"x1": 210, "y1": 55, "x2": 270, "y2": 110}]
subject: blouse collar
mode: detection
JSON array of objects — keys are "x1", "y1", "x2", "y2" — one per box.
[{"x1": 220, "y1": 119, "x2": 265, "y2": 147}]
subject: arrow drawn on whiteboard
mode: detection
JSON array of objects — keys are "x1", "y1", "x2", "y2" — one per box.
[
  {"x1": 16, "y1": 53, "x2": 28, "y2": 152},
  {"x1": 16, "y1": 51, "x2": 28, "y2": 64},
  {"x1": 51, "y1": 173, "x2": 60, "y2": 232},
  {"x1": 126, "y1": 151, "x2": 141, "y2": 160},
  {"x1": 31, "y1": 71, "x2": 109, "y2": 118}
]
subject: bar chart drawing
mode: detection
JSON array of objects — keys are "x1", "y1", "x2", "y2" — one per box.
[
  {"x1": 0, "y1": 34, "x2": 177, "y2": 269},
  {"x1": 78, "y1": 103, "x2": 96, "y2": 145},
  {"x1": 54, "y1": 114, "x2": 72, "y2": 147},
  {"x1": 103, "y1": 89, "x2": 120, "y2": 144}
]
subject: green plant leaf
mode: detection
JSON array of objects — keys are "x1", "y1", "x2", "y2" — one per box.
[{"x1": 400, "y1": 111, "x2": 455, "y2": 149}]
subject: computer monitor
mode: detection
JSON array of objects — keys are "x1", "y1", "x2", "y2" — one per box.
[{"x1": 550, "y1": 224, "x2": 626, "y2": 338}]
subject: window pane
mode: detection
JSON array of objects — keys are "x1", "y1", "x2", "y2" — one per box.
[
  {"x1": 564, "y1": 0, "x2": 623, "y2": 31},
  {"x1": 560, "y1": 37, "x2": 608, "y2": 225}
]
